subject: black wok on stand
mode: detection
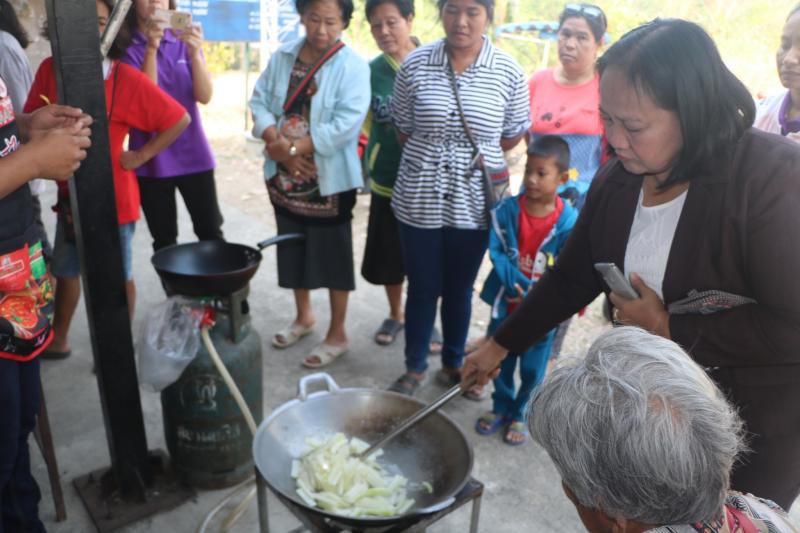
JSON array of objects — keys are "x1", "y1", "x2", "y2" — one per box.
[
  {"x1": 151, "y1": 234, "x2": 305, "y2": 297},
  {"x1": 151, "y1": 233, "x2": 305, "y2": 342},
  {"x1": 149, "y1": 234, "x2": 305, "y2": 489}
]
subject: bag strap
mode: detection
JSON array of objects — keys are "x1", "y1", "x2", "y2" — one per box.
[
  {"x1": 283, "y1": 40, "x2": 346, "y2": 113},
  {"x1": 447, "y1": 60, "x2": 481, "y2": 162},
  {"x1": 447, "y1": 59, "x2": 498, "y2": 220}
]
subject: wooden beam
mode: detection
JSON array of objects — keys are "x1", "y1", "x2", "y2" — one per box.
[{"x1": 44, "y1": 0, "x2": 151, "y2": 496}]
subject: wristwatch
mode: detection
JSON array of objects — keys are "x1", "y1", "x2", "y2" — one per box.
[{"x1": 288, "y1": 142, "x2": 297, "y2": 157}]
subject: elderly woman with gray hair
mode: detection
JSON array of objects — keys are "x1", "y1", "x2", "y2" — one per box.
[{"x1": 529, "y1": 327, "x2": 799, "y2": 533}]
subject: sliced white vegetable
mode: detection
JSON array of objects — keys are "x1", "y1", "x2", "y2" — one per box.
[
  {"x1": 349, "y1": 437, "x2": 370, "y2": 454},
  {"x1": 297, "y1": 488, "x2": 317, "y2": 507},
  {"x1": 397, "y1": 498, "x2": 414, "y2": 514},
  {"x1": 293, "y1": 433, "x2": 424, "y2": 517}
]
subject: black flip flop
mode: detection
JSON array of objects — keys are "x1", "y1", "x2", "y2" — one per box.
[
  {"x1": 435, "y1": 368, "x2": 461, "y2": 387},
  {"x1": 388, "y1": 373, "x2": 424, "y2": 396},
  {"x1": 374, "y1": 318, "x2": 404, "y2": 346}
]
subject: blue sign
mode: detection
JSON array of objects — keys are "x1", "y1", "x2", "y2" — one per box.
[
  {"x1": 176, "y1": 0, "x2": 303, "y2": 43},
  {"x1": 271, "y1": 0, "x2": 304, "y2": 44}
]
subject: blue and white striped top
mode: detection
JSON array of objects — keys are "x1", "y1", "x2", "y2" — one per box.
[{"x1": 390, "y1": 37, "x2": 530, "y2": 230}]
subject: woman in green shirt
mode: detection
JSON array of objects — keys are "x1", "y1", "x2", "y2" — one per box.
[{"x1": 361, "y1": 0, "x2": 418, "y2": 345}]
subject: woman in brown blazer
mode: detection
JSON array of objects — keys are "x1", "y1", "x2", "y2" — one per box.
[{"x1": 463, "y1": 18, "x2": 800, "y2": 510}]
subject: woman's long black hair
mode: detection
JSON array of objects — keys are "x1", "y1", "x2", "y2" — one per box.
[
  {"x1": 0, "y1": 0, "x2": 29, "y2": 49},
  {"x1": 598, "y1": 18, "x2": 755, "y2": 186}
]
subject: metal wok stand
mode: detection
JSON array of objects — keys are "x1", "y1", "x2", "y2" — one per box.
[{"x1": 256, "y1": 470, "x2": 483, "y2": 533}]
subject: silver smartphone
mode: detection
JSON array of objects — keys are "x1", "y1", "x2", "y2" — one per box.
[
  {"x1": 154, "y1": 8, "x2": 192, "y2": 31},
  {"x1": 594, "y1": 263, "x2": 639, "y2": 300}
]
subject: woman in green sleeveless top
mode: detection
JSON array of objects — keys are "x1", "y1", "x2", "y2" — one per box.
[{"x1": 361, "y1": 0, "x2": 418, "y2": 346}]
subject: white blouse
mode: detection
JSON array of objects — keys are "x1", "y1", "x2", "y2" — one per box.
[{"x1": 624, "y1": 189, "x2": 688, "y2": 301}]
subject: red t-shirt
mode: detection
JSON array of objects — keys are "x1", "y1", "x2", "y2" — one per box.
[
  {"x1": 527, "y1": 69, "x2": 603, "y2": 137},
  {"x1": 24, "y1": 58, "x2": 186, "y2": 225},
  {"x1": 508, "y1": 195, "x2": 564, "y2": 314}
]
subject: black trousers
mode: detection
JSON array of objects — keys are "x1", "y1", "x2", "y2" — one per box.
[
  {"x1": 711, "y1": 367, "x2": 800, "y2": 510},
  {"x1": 0, "y1": 358, "x2": 44, "y2": 533},
  {"x1": 138, "y1": 169, "x2": 224, "y2": 251},
  {"x1": 29, "y1": 194, "x2": 51, "y2": 259}
]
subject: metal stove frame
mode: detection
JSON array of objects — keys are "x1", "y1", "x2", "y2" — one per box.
[{"x1": 256, "y1": 470, "x2": 482, "y2": 533}]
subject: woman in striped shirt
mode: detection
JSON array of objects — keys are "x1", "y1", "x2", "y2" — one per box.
[{"x1": 388, "y1": 0, "x2": 529, "y2": 395}]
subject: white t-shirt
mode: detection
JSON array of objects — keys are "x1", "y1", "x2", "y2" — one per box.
[
  {"x1": 754, "y1": 91, "x2": 784, "y2": 135},
  {"x1": 0, "y1": 31, "x2": 46, "y2": 196},
  {"x1": 624, "y1": 189, "x2": 688, "y2": 301}
]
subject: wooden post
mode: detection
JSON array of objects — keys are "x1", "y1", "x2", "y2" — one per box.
[{"x1": 44, "y1": 0, "x2": 151, "y2": 496}]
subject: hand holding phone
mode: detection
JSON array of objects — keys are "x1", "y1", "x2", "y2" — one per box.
[
  {"x1": 154, "y1": 8, "x2": 192, "y2": 31},
  {"x1": 594, "y1": 263, "x2": 639, "y2": 300}
]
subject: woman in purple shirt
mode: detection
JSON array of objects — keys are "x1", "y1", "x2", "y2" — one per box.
[
  {"x1": 124, "y1": 0, "x2": 224, "y2": 251},
  {"x1": 755, "y1": 4, "x2": 800, "y2": 143}
]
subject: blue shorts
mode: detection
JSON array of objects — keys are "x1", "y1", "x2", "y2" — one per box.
[{"x1": 51, "y1": 219, "x2": 136, "y2": 281}]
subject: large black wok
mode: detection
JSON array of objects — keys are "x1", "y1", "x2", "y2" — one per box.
[
  {"x1": 253, "y1": 373, "x2": 474, "y2": 529},
  {"x1": 151, "y1": 234, "x2": 304, "y2": 296}
]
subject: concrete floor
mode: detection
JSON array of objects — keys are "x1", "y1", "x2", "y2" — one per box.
[
  {"x1": 32, "y1": 185, "x2": 598, "y2": 533},
  {"x1": 31, "y1": 185, "x2": 800, "y2": 533},
  {"x1": 29, "y1": 75, "x2": 800, "y2": 531}
]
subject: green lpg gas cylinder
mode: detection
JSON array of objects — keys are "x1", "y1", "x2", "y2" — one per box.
[{"x1": 161, "y1": 311, "x2": 262, "y2": 489}]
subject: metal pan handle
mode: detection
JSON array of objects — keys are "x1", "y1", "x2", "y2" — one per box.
[
  {"x1": 256, "y1": 233, "x2": 305, "y2": 250},
  {"x1": 298, "y1": 373, "x2": 340, "y2": 401}
]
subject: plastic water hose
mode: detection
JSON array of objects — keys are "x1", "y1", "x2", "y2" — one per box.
[
  {"x1": 221, "y1": 488, "x2": 256, "y2": 532},
  {"x1": 197, "y1": 326, "x2": 261, "y2": 533},
  {"x1": 200, "y1": 327, "x2": 258, "y2": 435},
  {"x1": 196, "y1": 475, "x2": 255, "y2": 533}
]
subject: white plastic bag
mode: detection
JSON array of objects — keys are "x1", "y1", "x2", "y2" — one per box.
[{"x1": 137, "y1": 296, "x2": 204, "y2": 392}]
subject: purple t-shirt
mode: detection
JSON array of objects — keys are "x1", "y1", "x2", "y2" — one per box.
[
  {"x1": 778, "y1": 92, "x2": 800, "y2": 136},
  {"x1": 123, "y1": 30, "x2": 214, "y2": 178}
]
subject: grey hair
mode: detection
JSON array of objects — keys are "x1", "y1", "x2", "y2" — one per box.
[{"x1": 528, "y1": 327, "x2": 745, "y2": 525}]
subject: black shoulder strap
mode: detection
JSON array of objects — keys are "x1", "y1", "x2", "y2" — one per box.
[{"x1": 447, "y1": 60, "x2": 481, "y2": 160}]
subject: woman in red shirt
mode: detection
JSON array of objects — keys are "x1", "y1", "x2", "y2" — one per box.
[{"x1": 24, "y1": 0, "x2": 189, "y2": 359}]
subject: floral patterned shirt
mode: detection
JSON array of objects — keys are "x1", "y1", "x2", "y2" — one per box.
[{"x1": 647, "y1": 492, "x2": 799, "y2": 533}]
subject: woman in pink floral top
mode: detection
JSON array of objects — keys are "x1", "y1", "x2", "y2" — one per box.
[{"x1": 528, "y1": 327, "x2": 798, "y2": 533}]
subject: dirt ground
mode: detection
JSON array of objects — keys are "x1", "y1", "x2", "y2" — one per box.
[
  {"x1": 199, "y1": 70, "x2": 798, "y2": 527},
  {"x1": 204, "y1": 71, "x2": 610, "y2": 352},
  {"x1": 29, "y1": 71, "x2": 797, "y2": 533}
]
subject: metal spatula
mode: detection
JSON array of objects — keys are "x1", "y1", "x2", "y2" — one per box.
[{"x1": 359, "y1": 378, "x2": 476, "y2": 459}]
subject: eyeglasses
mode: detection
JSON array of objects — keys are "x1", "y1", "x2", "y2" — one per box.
[{"x1": 563, "y1": 3, "x2": 607, "y2": 27}]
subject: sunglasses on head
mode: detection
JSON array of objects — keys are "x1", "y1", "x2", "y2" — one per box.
[{"x1": 563, "y1": 3, "x2": 606, "y2": 25}]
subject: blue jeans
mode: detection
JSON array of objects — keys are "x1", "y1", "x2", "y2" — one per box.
[
  {"x1": 0, "y1": 357, "x2": 44, "y2": 533},
  {"x1": 490, "y1": 318, "x2": 555, "y2": 422},
  {"x1": 51, "y1": 220, "x2": 136, "y2": 281},
  {"x1": 398, "y1": 223, "x2": 488, "y2": 374}
]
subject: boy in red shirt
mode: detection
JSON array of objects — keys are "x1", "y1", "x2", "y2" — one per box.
[
  {"x1": 24, "y1": 0, "x2": 190, "y2": 358},
  {"x1": 475, "y1": 135, "x2": 578, "y2": 445}
]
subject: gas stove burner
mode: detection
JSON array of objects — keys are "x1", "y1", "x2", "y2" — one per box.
[{"x1": 198, "y1": 285, "x2": 251, "y2": 344}]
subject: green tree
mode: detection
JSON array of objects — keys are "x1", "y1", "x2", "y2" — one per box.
[{"x1": 341, "y1": 0, "x2": 794, "y2": 95}]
